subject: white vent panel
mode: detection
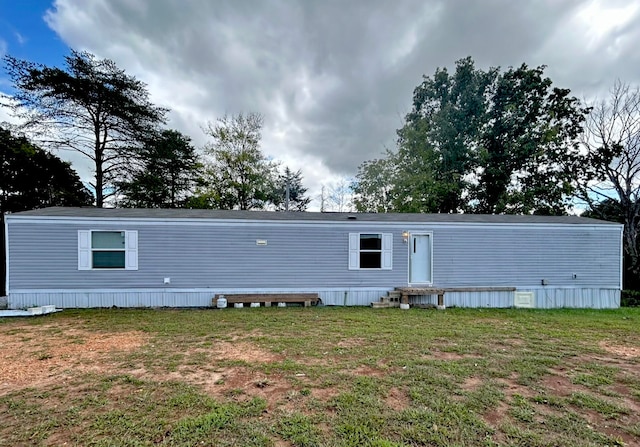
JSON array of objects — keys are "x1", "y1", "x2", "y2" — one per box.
[{"x1": 514, "y1": 291, "x2": 535, "y2": 308}]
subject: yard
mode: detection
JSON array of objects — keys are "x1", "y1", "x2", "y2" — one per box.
[{"x1": 1, "y1": 307, "x2": 639, "y2": 447}]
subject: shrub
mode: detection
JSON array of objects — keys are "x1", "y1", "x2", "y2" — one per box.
[{"x1": 621, "y1": 290, "x2": 640, "y2": 307}]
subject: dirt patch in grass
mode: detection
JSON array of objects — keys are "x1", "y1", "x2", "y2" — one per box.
[
  {"x1": 212, "y1": 340, "x2": 283, "y2": 363},
  {"x1": 428, "y1": 350, "x2": 481, "y2": 360},
  {"x1": 203, "y1": 367, "x2": 300, "y2": 411},
  {"x1": 541, "y1": 371, "x2": 576, "y2": 397},
  {"x1": 483, "y1": 401, "x2": 510, "y2": 427},
  {"x1": 352, "y1": 365, "x2": 386, "y2": 377},
  {"x1": 599, "y1": 341, "x2": 640, "y2": 358},
  {"x1": 336, "y1": 338, "x2": 367, "y2": 349},
  {"x1": 386, "y1": 387, "x2": 410, "y2": 411},
  {"x1": 0, "y1": 327, "x2": 147, "y2": 393},
  {"x1": 461, "y1": 376, "x2": 482, "y2": 391},
  {"x1": 497, "y1": 373, "x2": 536, "y2": 398}
]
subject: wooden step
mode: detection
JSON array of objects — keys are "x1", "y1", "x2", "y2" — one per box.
[{"x1": 371, "y1": 302, "x2": 392, "y2": 308}]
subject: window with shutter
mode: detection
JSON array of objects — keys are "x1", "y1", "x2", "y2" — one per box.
[
  {"x1": 78, "y1": 230, "x2": 138, "y2": 271},
  {"x1": 348, "y1": 232, "x2": 393, "y2": 270}
]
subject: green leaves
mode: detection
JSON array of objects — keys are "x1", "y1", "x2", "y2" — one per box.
[
  {"x1": 193, "y1": 113, "x2": 310, "y2": 211},
  {"x1": 117, "y1": 130, "x2": 201, "y2": 208},
  {"x1": 354, "y1": 57, "x2": 588, "y2": 215}
]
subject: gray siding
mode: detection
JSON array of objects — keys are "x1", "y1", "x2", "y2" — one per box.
[
  {"x1": 7, "y1": 218, "x2": 621, "y2": 309},
  {"x1": 431, "y1": 226, "x2": 620, "y2": 288},
  {"x1": 8, "y1": 222, "x2": 407, "y2": 289}
]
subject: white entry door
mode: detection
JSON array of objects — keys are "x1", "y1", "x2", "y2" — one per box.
[{"x1": 409, "y1": 234, "x2": 432, "y2": 284}]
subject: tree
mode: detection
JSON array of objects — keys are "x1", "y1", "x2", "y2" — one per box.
[
  {"x1": 271, "y1": 167, "x2": 310, "y2": 211},
  {"x1": 352, "y1": 155, "x2": 397, "y2": 212},
  {"x1": 578, "y1": 81, "x2": 640, "y2": 279},
  {"x1": 323, "y1": 177, "x2": 354, "y2": 212},
  {"x1": 192, "y1": 113, "x2": 277, "y2": 210},
  {"x1": 0, "y1": 126, "x2": 93, "y2": 213},
  {"x1": 401, "y1": 57, "x2": 496, "y2": 213},
  {"x1": 474, "y1": 65, "x2": 588, "y2": 214},
  {"x1": 117, "y1": 130, "x2": 201, "y2": 208},
  {"x1": 354, "y1": 57, "x2": 588, "y2": 215},
  {"x1": 2, "y1": 50, "x2": 167, "y2": 207},
  {"x1": 1, "y1": 126, "x2": 93, "y2": 296}
]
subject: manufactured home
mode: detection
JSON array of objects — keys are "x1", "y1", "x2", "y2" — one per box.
[{"x1": 4, "y1": 207, "x2": 623, "y2": 309}]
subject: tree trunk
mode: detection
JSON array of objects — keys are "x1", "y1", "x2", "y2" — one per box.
[{"x1": 95, "y1": 157, "x2": 104, "y2": 208}]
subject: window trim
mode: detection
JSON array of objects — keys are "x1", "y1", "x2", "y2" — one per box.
[
  {"x1": 348, "y1": 232, "x2": 393, "y2": 270},
  {"x1": 78, "y1": 230, "x2": 138, "y2": 271}
]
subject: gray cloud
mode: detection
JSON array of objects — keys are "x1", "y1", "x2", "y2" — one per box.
[{"x1": 39, "y1": 0, "x2": 640, "y2": 204}]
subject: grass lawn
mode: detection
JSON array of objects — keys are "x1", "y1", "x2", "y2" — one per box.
[{"x1": 1, "y1": 307, "x2": 639, "y2": 446}]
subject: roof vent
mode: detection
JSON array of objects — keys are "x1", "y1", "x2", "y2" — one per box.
[{"x1": 347, "y1": 215, "x2": 357, "y2": 220}]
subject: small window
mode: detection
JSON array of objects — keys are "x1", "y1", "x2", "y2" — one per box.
[
  {"x1": 92, "y1": 231, "x2": 126, "y2": 268},
  {"x1": 348, "y1": 233, "x2": 393, "y2": 270},
  {"x1": 359, "y1": 234, "x2": 382, "y2": 268},
  {"x1": 78, "y1": 230, "x2": 138, "y2": 270}
]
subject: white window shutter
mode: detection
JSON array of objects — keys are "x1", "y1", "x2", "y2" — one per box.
[
  {"x1": 125, "y1": 230, "x2": 138, "y2": 270},
  {"x1": 78, "y1": 230, "x2": 91, "y2": 270},
  {"x1": 381, "y1": 233, "x2": 393, "y2": 270},
  {"x1": 348, "y1": 233, "x2": 359, "y2": 270}
]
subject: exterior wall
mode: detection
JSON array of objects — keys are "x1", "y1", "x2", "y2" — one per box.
[
  {"x1": 429, "y1": 226, "x2": 620, "y2": 289},
  {"x1": 6, "y1": 216, "x2": 622, "y2": 309},
  {"x1": 7, "y1": 221, "x2": 407, "y2": 290}
]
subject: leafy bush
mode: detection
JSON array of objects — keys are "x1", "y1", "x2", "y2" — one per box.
[{"x1": 621, "y1": 290, "x2": 640, "y2": 307}]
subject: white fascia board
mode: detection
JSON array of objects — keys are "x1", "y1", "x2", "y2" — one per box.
[{"x1": 4, "y1": 215, "x2": 625, "y2": 232}]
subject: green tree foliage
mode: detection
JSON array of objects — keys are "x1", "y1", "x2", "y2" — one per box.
[
  {"x1": 191, "y1": 113, "x2": 277, "y2": 210},
  {"x1": 578, "y1": 81, "x2": 640, "y2": 280},
  {"x1": 271, "y1": 167, "x2": 310, "y2": 211},
  {"x1": 117, "y1": 130, "x2": 201, "y2": 208},
  {"x1": 353, "y1": 57, "x2": 588, "y2": 214},
  {"x1": 352, "y1": 155, "x2": 397, "y2": 212},
  {"x1": 475, "y1": 65, "x2": 587, "y2": 214},
  {"x1": 2, "y1": 50, "x2": 167, "y2": 207},
  {"x1": 0, "y1": 126, "x2": 93, "y2": 213},
  {"x1": 399, "y1": 57, "x2": 496, "y2": 213}
]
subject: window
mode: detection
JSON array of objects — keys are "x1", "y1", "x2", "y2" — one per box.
[
  {"x1": 78, "y1": 230, "x2": 138, "y2": 270},
  {"x1": 92, "y1": 231, "x2": 126, "y2": 268},
  {"x1": 359, "y1": 234, "x2": 382, "y2": 268},
  {"x1": 348, "y1": 233, "x2": 392, "y2": 270}
]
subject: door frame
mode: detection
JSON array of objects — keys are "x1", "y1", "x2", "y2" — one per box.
[{"x1": 407, "y1": 231, "x2": 433, "y2": 286}]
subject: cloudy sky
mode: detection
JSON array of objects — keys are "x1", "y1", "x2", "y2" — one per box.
[{"x1": 1, "y1": 0, "x2": 640, "y2": 209}]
